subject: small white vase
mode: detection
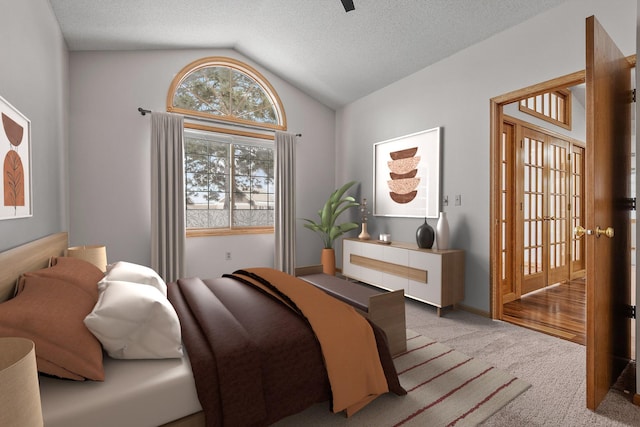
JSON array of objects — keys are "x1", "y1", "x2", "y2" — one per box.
[{"x1": 436, "y1": 212, "x2": 450, "y2": 250}]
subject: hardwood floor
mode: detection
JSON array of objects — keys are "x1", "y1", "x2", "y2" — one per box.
[{"x1": 502, "y1": 279, "x2": 586, "y2": 345}]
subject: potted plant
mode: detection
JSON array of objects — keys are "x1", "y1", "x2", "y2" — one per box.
[{"x1": 302, "y1": 181, "x2": 360, "y2": 275}]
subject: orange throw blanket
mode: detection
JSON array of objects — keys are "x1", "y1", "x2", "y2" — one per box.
[{"x1": 233, "y1": 268, "x2": 389, "y2": 416}]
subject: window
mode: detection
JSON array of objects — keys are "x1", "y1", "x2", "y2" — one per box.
[
  {"x1": 167, "y1": 56, "x2": 286, "y2": 131},
  {"x1": 167, "y1": 57, "x2": 286, "y2": 236},
  {"x1": 519, "y1": 89, "x2": 572, "y2": 130},
  {"x1": 184, "y1": 126, "x2": 274, "y2": 235}
]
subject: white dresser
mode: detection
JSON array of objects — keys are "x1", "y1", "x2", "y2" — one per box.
[{"x1": 342, "y1": 238, "x2": 465, "y2": 316}]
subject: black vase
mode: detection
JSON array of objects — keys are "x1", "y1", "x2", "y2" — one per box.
[{"x1": 416, "y1": 218, "x2": 435, "y2": 249}]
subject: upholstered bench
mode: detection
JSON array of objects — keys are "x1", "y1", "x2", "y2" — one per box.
[{"x1": 296, "y1": 269, "x2": 407, "y2": 355}]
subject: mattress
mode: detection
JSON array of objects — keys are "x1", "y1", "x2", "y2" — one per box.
[{"x1": 39, "y1": 352, "x2": 202, "y2": 427}]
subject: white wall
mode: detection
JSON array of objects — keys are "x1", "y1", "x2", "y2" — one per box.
[
  {"x1": 68, "y1": 49, "x2": 336, "y2": 277},
  {"x1": 336, "y1": 0, "x2": 636, "y2": 313},
  {"x1": 0, "y1": 0, "x2": 68, "y2": 251}
]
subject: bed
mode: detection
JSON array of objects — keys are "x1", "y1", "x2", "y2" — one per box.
[
  {"x1": 0, "y1": 233, "x2": 203, "y2": 427},
  {"x1": 0, "y1": 233, "x2": 404, "y2": 426}
]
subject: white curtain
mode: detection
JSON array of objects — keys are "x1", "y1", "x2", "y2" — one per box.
[
  {"x1": 150, "y1": 112, "x2": 185, "y2": 282},
  {"x1": 274, "y1": 131, "x2": 297, "y2": 274}
]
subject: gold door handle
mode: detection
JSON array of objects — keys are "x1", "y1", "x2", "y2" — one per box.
[
  {"x1": 574, "y1": 225, "x2": 614, "y2": 238},
  {"x1": 595, "y1": 226, "x2": 614, "y2": 238},
  {"x1": 574, "y1": 225, "x2": 590, "y2": 238}
]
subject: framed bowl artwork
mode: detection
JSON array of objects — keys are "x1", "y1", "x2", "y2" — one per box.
[{"x1": 373, "y1": 127, "x2": 441, "y2": 218}]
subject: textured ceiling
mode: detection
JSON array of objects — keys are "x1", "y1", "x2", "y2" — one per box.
[{"x1": 48, "y1": 0, "x2": 571, "y2": 109}]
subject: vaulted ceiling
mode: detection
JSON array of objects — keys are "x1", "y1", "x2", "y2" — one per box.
[{"x1": 49, "y1": 0, "x2": 571, "y2": 109}]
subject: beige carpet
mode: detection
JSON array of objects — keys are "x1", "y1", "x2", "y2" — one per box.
[
  {"x1": 274, "y1": 330, "x2": 530, "y2": 426},
  {"x1": 402, "y1": 300, "x2": 640, "y2": 426}
]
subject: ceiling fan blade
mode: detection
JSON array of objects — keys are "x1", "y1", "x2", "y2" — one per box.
[{"x1": 341, "y1": 0, "x2": 355, "y2": 12}]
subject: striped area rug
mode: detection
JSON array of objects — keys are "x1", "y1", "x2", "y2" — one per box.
[
  {"x1": 390, "y1": 330, "x2": 530, "y2": 426},
  {"x1": 275, "y1": 330, "x2": 531, "y2": 426}
]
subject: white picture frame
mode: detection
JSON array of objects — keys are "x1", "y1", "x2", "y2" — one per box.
[{"x1": 373, "y1": 127, "x2": 441, "y2": 218}]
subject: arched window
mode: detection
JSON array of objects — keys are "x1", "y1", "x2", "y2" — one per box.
[
  {"x1": 167, "y1": 57, "x2": 286, "y2": 131},
  {"x1": 167, "y1": 57, "x2": 285, "y2": 236}
]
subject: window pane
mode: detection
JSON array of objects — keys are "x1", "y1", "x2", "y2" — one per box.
[
  {"x1": 185, "y1": 152, "x2": 207, "y2": 170},
  {"x1": 186, "y1": 210, "x2": 209, "y2": 228},
  {"x1": 208, "y1": 176, "x2": 228, "y2": 194},
  {"x1": 186, "y1": 138, "x2": 210, "y2": 155},
  {"x1": 209, "y1": 210, "x2": 230, "y2": 228},
  {"x1": 186, "y1": 191, "x2": 209, "y2": 208},
  {"x1": 519, "y1": 90, "x2": 570, "y2": 128},
  {"x1": 174, "y1": 67, "x2": 229, "y2": 116},
  {"x1": 186, "y1": 172, "x2": 208, "y2": 192},
  {"x1": 207, "y1": 190, "x2": 228, "y2": 209},
  {"x1": 185, "y1": 130, "x2": 274, "y2": 230},
  {"x1": 232, "y1": 71, "x2": 277, "y2": 124},
  {"x1": 233, "y1": 209, "x2": 274, "y2": 227},
  {"x1": 251, "y1": 176, "x2": 272, "y2": 192},
  {"x1": 173, "y1": 65, "x2": 278, "y2": 125}
]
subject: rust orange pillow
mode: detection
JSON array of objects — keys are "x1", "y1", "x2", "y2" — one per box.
[
  {"x1": 16, "y1": 256, "x2": 104, "y2": 300},
  {"x1": 0, "y1": 260, "x2": 104, "y2": 381}
]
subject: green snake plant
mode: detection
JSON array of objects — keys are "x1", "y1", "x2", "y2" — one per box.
[{"x1": 302, "y1": 181, "x2": 360, "y2": 249}]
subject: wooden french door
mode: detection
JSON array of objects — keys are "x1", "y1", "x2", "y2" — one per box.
[
  {"x1": 584, "y1": 15, "x2": 632, "y2": 410},
  {"x1": 499, "y1": 117, "x2": 584, "y2": 302},
  {"x1": 520, "y1": 127, "x2": 572, "y2": 295}
]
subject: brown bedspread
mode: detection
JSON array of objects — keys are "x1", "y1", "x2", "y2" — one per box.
[
  {"x1": 168, "y1": 268, "x2": 404, "y2": 427},
  {"x1": 233, "y1": 268, "x2": 389, "y2": 416}
]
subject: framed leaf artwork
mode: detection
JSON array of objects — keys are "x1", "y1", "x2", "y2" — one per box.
[
  {"x1": 373, "y1": 127, "x2": 441, "y2": 218},
  {"x1": 0, "y1": 95, "x2": 31, "y2": 220}
]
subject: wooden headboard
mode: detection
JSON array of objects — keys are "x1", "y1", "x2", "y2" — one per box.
[{"x1": 0, "y1": 232, "x2": 68, "y2": 302}]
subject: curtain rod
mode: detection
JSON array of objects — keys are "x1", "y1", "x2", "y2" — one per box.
[{"x1": 137, "y1": 107, "x2": 301, "y2": 137}]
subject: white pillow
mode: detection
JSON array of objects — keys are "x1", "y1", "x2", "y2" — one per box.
[
  {"x1": 84, "y1": 280, "x2": 183, "y2": 359},
  {"x1": 101, "y1": 261, "x2": 166, "y2": 296}
]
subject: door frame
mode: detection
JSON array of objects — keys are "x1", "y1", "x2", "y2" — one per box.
[
  {"x1": 489, "y1": 55, "x2": 636, "y2": 320},
  {"x1": 490, "y1": 70, "x2": 585, "y2": 319}
]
